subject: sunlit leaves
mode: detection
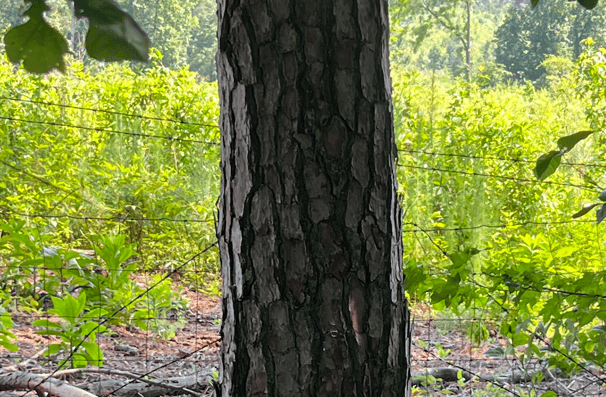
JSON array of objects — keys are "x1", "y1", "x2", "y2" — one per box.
[{"x1": 3, "y1": 0, "x2": 68, "y2": 73}]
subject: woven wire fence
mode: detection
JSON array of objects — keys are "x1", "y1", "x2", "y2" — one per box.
[
  {"x1": 401, "y1": 149, "x2": 606, "y2": 396},
  {"x1": 0, "y1": 214, "x2": 222, "y2": 397},
  {"x1": 1, "y1": 96, "x2": 606, "y2": 396}
]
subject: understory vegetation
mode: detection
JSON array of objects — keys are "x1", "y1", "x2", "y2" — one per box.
[{"x1": 1, "y1": 0, "x2": 606, "y2": 393}]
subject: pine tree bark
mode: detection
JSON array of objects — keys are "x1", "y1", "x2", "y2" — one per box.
[{"x1": 216, "y1": 0, "x2": 411, "y2": 396}]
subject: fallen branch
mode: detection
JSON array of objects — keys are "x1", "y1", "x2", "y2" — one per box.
[
  {"x1": 412, "y1": 367, "x2": 569, "y2": 386},
  {"x1": 41, "y1": 368, "x2": 206, "y2": 397},
  {"x1": 0, "y1": 371, "x2": 97, "y2": 397},
  {"x1": 81, "y1": 368, "x2": 216, "y2": 397},
  {"x1": 0, "y1": 368, "x2": 217, "y2": 397},
  {"x1": 2, "y1": 349, "x2": 45, "y2": 372}
]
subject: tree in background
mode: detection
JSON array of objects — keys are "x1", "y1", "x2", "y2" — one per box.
[
  {"x1": 495, "y1": 0, "x2": 606, "y2": 84},
  {"x1": 186, "y1": 0, "x2": 217, "y2": 81},
  {"x1": 116, "y1": 0, "x2": 199, "y2": 69},
  {"x1": 390, "y1": 0, "x2": 507, "y2": 80},
  {"x1": 216, "y1": 0, "x2": 412, "y2": 394},
  {"x1": 1, "y1": 0, "x2": 215, "y2": 78}
]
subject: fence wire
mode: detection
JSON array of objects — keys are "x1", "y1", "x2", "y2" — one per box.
[{"x1": 1, "y1": 101, "x2": 605, "y2": 397}]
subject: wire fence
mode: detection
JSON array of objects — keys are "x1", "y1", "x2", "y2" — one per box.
[{"x1": 1, "y1": 98, "x2": 605, "y2": 397}]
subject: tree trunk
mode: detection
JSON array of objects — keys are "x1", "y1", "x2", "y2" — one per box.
[
  {"x1": 216, "y1": 0, "x2": 411, "y2": 396},
  {"x1": 466, "y1": 0, "x2": 472, "y2": 81}
]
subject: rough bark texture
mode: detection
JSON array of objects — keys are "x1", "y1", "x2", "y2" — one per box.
[{"x1": 216, "y1": 0, "x2": 411, "y2": 396}]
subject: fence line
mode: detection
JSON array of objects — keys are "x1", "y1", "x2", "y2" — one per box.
[
  {"x1": 0, "y1": 115, "x2": 219, "y2": 145},
  {"x1": 5, "y1": 210, "x2": 214, "y2": 224},
  {"x1": 397, "y1": 162, "x2": 596, "y2": 191},
  {"x1": 3, "y1": 211, "x2": 595, "y2": 229},
  {"x1": 0, "y1": 96, "x2": 220, "y2": 129},
  {"x1": 399, "y1": 148, "x2": 606, "y2": 169},
  {"x1": 23, "y1": 242, "x2": 218, "y2": 395}
]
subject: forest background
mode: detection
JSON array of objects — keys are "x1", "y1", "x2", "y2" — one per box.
[{"x1": 1, "y1": 0, "x2": 606, "y2": 392}]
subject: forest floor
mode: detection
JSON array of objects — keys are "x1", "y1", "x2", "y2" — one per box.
[{"x1": 2, "y1": 289, "x2": 606, "y2": 396}]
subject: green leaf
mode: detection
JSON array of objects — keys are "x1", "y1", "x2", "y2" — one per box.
[
  {"x1": 557, "y1": 131, "x2": 594, "y2": 152},
  {"x1": 540, "y1": 392, "x2": 558, "y2": 397},
  {"x1": 82, "y1": 308, "x2": 109, "y2": 321},
  {"x1": 44, "y1": 344, "x2": 63, "y2": 356},
  {"x1": 572, "y1": 203, "x2": 600, "y2": 219},
  {"x1": 534, "y1": 151, "x2": 561, "y2": 181},
  {"x1": 32, "y1": 319, "x2": 63, "y2": 329},
  {"x1": 0, "y1": 338, "x2": 19, "y2": 352},
  {"x1": 597, "y1": 204, "x2": 606, "y2": 224},
  {"x1": 70, "y1": 353, "x2": 89, "y2": 368},
  {"x1": 35, "y1": 329, "x2": 65, "y2": 337},
  {"x1": 75, "y1": 0, "x2": 150, "y2": 62},
  {"x1": 577, "y1": 0, "x2": 598, "y2": 9},
  {"x1": 82, "y1": 341, "x2": 104, "y2": 366},
  {"x1": 447, "y1": 248, "x2": 479, "y2": 279},
  {"x1": 3, "y1": 1, "x2": 68, "y2": 73},
  {"x1": 51, "y1": 294, "x2": 85, "y2": 325},
  {"x1": 484, "y1": 347, "x2": 505, "y2": 358},
  {"x1": 531, "y1": 0, "x2": 540, "y2": 8}
]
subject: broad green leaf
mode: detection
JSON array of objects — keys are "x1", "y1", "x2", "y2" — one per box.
[
  {"x1": 77, "y1": 291, "x2": 87, "y2": 313},
  {"x1": 35, "y1": 329, "x2": 65, "y2": 337},
  {"x1": 85, "y1": 22, "x2": 150, "y2": 62},
  {"x1": 3, "y1": 1, "x2": 68, "y2": 73},
  {"x1": 484, "y1": 347, "x2": 506, "y2": 358},
  {"x1": 573, "y1": 203, "x2": 600, "y2": 219},
  {"x1": 534, "y1": 151, "x2": 561, "y2": 181},
  {"x1": 75, "y1": 0, "x2": 150, "y2": 62},
  {"x1": 80, "y1": 321, "x2": 107, "y2": 340},
  {"x1": 540, "y1": 392, "x2": 558, "y2": 397},
  {"x1": 82, "y1": 308, "x2": 110, "y2": 320},
  {"x1": 0, "y1": 337, "x2": 19, "y2": 352},
  {"x1": 82, "y1": 341, "x2": 104, "y2": 365},
  {"x1": 597, "y1": 204, "x2": 606, "y2": 224},
  {"x1": 577, "y1": 0, "x2": 598, "y2": 9},
  {"x1": 32, "y1": 319, "x2": 63, "y2": 329},
  {"x1": 51, "y1": 294, "x2": 84, "y2": 325},
  {"x1": 70, "y1": 353, "x2": 89, "y2": 368},
  {"x1": 44, "y1": 344, "x2": 63, "y2": 356},
  {"x1": 557, "y1": 131, "x2": 594, "y2": 152}
]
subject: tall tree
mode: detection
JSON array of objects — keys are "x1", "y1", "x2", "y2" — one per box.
[
  {"x1": 495, "y1": 0, "x2": 606, "y2": 84},
  {"x1": 3, "y1": 0, "x2": 412, "y2": 394},
  {"x1": 216, "y1": 0, "x2": 411, "y2": 395}
]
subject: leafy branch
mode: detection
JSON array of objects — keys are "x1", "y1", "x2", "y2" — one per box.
[{"x1": 3, "y1": 0, "x2": 150, "y2": 74}]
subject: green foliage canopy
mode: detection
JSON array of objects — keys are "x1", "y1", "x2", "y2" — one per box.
[{"x1": 495, "y1": 0, "x2": 606, "y2": 84}]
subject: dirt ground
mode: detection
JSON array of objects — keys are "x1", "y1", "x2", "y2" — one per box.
[
  {"x1": 1, "y1": 288, "x2": 222, "y2": 395},
  {"x1": 2, "y1": 290, "x2": 606, "y2": 396}
]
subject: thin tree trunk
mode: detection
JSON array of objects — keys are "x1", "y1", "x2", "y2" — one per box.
[
  {"x1": 466, "y1": 0, "x2": 472, "y2": 81},
  {"x1": 216, "y1": 0, "x2": 411, "y2": 395}
]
